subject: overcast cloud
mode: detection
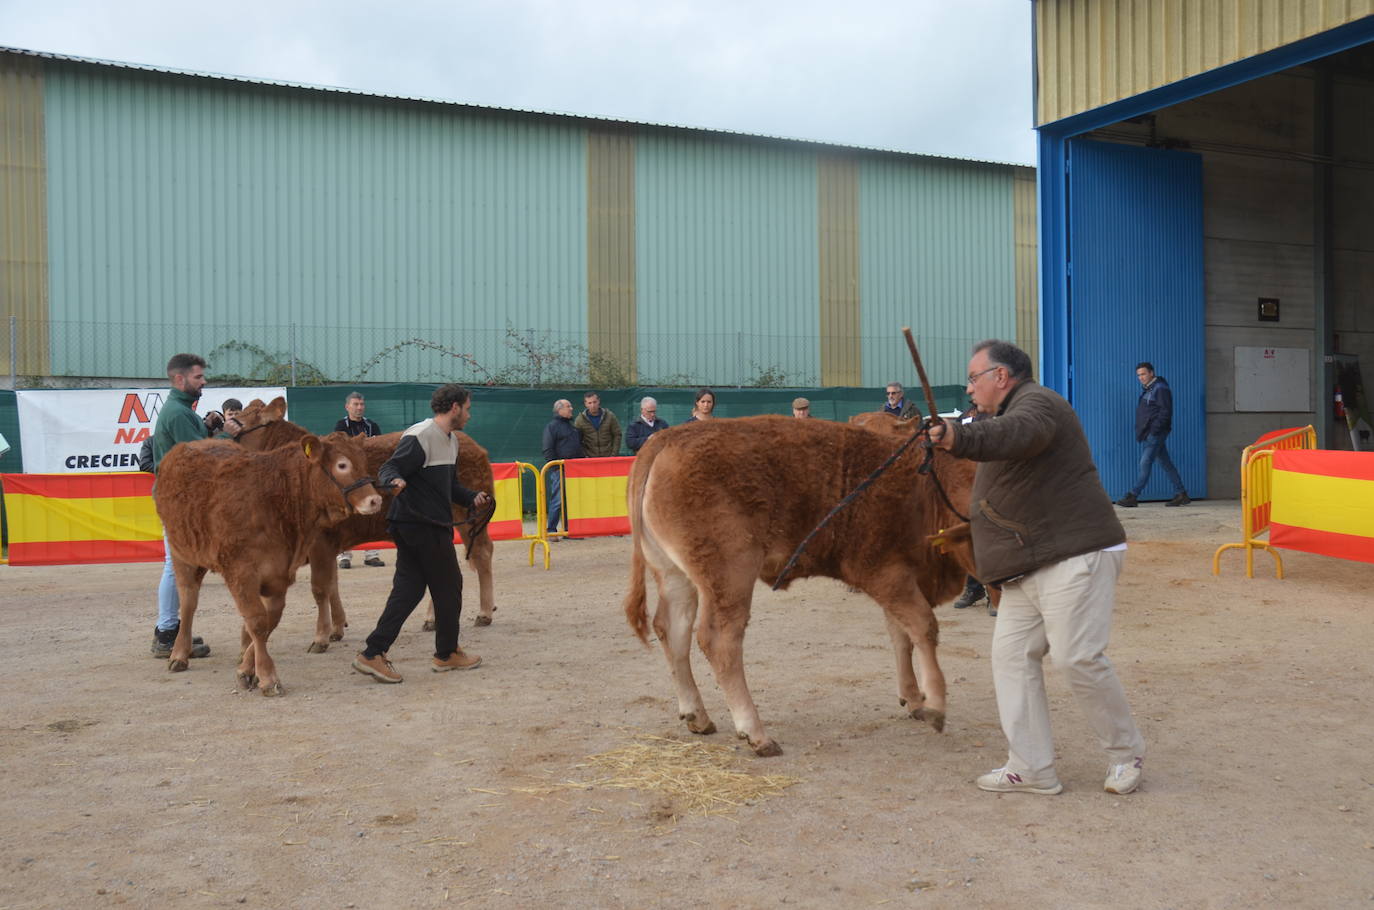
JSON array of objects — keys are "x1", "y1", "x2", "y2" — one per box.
[{"x1": 1, "y1": 0, "x2": 1035, "y2": 164}]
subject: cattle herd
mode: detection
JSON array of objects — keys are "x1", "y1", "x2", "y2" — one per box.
[{"x1": 154, "y1": 398, "x2": 976, "y2": 758}]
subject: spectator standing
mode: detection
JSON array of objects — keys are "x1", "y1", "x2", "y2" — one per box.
[
  {"x1": 334, "y1": 391, "x2": 385, "y2": 568},
  {"x1": 791, "y1": 397, "x2": 811, "y2": 418},
  {"x1": 541, "y1": 398, "x2": 582, "y2": 537},
  {"x1": 351, "y1": 384, "x2": 489, "y2": 683},
  {"x1": 683, "y1": 388, "x2": 716, "y2": 423},
  {"x1": 882, "y1": 382, "x2": 920, "y2": 419},
  {"x1": 626, "y1": 397, "x2": 669, "y2": 454},
  {"x1": 573, "y1": 391, "x2": 622, "y2": 456},
  {"x1": 930, "y1": 339, "x2": 1144, "y2": 796},
  {"x1": 1115, "y1": 362, "x2": 1190, "y2": 508},
  {"x1": 149, "y1": 353, "x2": 219, "y2": 659}
]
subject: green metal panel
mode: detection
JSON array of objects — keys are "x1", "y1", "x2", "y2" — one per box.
[
  {"x1": 634, "y1": 133, "x2": 820, "y2": 387},
  {"x1": 42, "y1": 62, "x2": 587, "y2": 382},
  {"x1": 860, "y1": 159, "x2": 1017, "y2": 389}
]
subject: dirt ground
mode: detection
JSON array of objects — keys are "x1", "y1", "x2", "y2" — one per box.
[{"x1": 1, "y1": 499, "x2": 1372, "y2": 909}]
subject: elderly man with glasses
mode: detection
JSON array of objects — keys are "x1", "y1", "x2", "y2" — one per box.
[
  {"x1": 929, "y1": 339, "x2": 1145, "y2": 798},
  {"x1": 881, "y1": 382, "x2": 920, "y2": 419}
]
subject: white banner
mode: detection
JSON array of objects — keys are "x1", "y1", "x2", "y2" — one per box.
[{"x1": 15, "y1": 387, "x2": 287, "y2": 473}]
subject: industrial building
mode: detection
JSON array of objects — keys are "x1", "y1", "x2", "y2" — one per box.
[
  {"x1": 1033, "y1": 2, "x2": 1374, "y2": 498},
  {"x1": 0, "y1": 46, "x2": 1035, "y2": 394}
]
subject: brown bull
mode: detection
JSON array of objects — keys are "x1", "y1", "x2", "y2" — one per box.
[
  {"x1": 232, "y1": 397, "x2": 497, "y2": 650},
  {"x1": 155, "y1": 434, "x2": 383, "y2": 695},
  {"x1": 623, "y1": 416, "x2": 976, "y2": 757}
]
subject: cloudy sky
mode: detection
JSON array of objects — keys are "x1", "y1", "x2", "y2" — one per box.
[{"x1": 1, "y1": 0, "x2": 1036, "y2": 164}]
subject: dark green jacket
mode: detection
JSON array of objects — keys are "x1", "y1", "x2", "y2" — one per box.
[
  {"x1": 573, "y1": 408, "x2": 622, "y2": 457},
  {"x1": 152, "y1": 387, "x2": 210, "y2": 473},
  {"x1": 951, "y1": 381, "x2": 1124, "y2": 584}
]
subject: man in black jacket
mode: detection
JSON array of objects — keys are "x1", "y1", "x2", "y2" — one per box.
[
  {"x1": 352, "y1": 384, "x2": 490, "y2": 684},
  {"x1": 541, "y1": 398, "x2": 581, "y2": 537},
  {"x1": 626, "y1": 396, "x2": 669, "y2": 453},
  {"x1": 334, "y1": 391, "x2": 385, "y2": 567},
  {"x1": 1115, "y1": 362, "x2": 1189, "y2": 508}
]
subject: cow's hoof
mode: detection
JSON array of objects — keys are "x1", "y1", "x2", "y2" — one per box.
[
  {"x1": 682, "y1": 713, "x2": 716, "y2": 735},
  {"x1": 750, "y1": 738, "x2": 783, "y2": 757},
  {"x1": 167, "y1": 658, "x2": 189, "y2": 673},
  {"x1": 473, "y1": 614, "x2": 493, "y2": 627},
  {"x1": 329, "y1": 632, "x2": 345, "y2": 642},
  {"x1": 307, "y1": 641, "x2": 329, "y2": 654},
  {"x1": 924, "y1": 710, "x2": 946, "y2": 733},
  {"x1": 260, "y1": 681, "x2": 284, "y2": 697},
  {"x1": 235, "y1": 671, "x2": 258, "y2": 691},
  {"x1": 422, "y1": 620, "x2": 436, "y2": 632}
]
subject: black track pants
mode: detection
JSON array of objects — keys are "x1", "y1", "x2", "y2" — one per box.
[{"x1": 363, "y1": 522, "x2": 462, "y2": 659}]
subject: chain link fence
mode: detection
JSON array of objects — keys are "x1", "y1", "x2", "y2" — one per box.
[{"x1": 3, "y1": 315, "x2": 989, "y2": 390}]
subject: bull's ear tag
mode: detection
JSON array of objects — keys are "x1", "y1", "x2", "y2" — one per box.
[{"x1": 302, "y1": 439, "x2": 314, "y2": 458}]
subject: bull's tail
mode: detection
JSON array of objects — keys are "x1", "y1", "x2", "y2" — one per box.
[{"x1": 622, "y1": 435, "x2": 663, "y2": 646}]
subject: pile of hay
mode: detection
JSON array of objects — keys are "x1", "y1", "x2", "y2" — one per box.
[{"x1": 513, "y1": 734, "x2": 800, "y2": 816}]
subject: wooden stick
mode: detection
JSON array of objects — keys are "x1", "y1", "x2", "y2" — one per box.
[{"x1": 901, "y1": 327, "x2": 940, "y2": 421}]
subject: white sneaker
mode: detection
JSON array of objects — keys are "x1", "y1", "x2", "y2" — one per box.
[
  {"x1": 337, "y1": 556, "x2": 351, "y2": 570},
  {"x1": 1105, "y1": 757, "x2": 1143, "y2": 794},
  {"x1": 976, "y1": 767, "x2": 1063, "y2": 795}
]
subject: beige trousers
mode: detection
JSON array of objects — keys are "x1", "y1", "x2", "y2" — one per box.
[{"x1": 991, "y1": 549, "x2": 1145, "y2": 781}]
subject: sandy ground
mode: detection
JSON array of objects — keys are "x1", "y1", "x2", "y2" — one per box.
[{"x1": 1, "y1": 500, "x2": 1372, "y2": 909}]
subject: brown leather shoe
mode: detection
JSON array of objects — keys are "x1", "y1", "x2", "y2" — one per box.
[
  {"x1": 352, "y1": 652, "x2": 402, "y2": 683},
  {"x1": 432, "y1": 649, "x2": 482, "y2": 672}
]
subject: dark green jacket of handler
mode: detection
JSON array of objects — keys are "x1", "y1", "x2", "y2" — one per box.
[
  {"x1": 950, "y1": 381, "x2": 1125, "y2": 585},
  {"x1": 152, "y1": 387, "x2": 210, "y2": 473},
  {"x1": 573, "y1": 408, "x2": 622, "y2": 457}
]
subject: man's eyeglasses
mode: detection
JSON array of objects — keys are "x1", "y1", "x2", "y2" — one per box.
[
  {"x1": 886, "y1": 390, "x2": 902, "y2": 397},
  {"x1": 966, "y1": 366, "x2": 1000, "y2": 386}
]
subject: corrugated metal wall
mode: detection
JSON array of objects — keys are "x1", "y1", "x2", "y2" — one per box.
[
  {"x1": 1036, "y1": 0, "x2": 1374, "y2": 125},
  {"x1": 1013, "y1": 169, "x2": 1039, "y2": 378},
  {"x1": 817, "y1": 155, "x2": 861, "y2": 385},
  {"x1": 0, "y1": 53, "x2": 49, "y2": 377},
  {"x1": 634, "y1": 133, "x2": 820, "y2": 386},
  {"x1": 42, "y1": 62, "x2": 587, "y2": 381},
  {"x1": 859, "y1": 159, "x2": 1018, "y2": 389}
]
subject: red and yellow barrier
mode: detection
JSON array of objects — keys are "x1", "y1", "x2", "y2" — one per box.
[
  {"x1": 1, "y1": 472, "x2": 163, "y2": 566},
  {"x1": 1270, "y1": 450, "x2": 1374, "y2": 564},
  {"x1": 1212, "y1": 425, "x2": 1316, "y2": 579},
  {"x1": 533, "y1": 456, "x2": 633, "y2": 568}
]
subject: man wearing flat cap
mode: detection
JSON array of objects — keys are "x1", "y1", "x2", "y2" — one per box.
[{"x1": 791, "y1": 397, "x2": 811, "y2": 418}]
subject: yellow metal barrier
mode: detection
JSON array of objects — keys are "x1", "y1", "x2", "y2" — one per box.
[
  {"x1": 528, "y1": 461, "x2": 564, "y2": 569},
  {"x1": 1212, "y1": 425, "x2": 1317, "y2": 579}
]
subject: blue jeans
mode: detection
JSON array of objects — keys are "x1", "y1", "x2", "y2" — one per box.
[
  {"x1": 157, "y1": 531, "x2": 180, "y2": 631},
  {"x1": 546, "y1": 468, "x2": 564, "y2": 534},
  {"x1": 1131, "y1": 434, "x2": 1186, "y2": 497}
]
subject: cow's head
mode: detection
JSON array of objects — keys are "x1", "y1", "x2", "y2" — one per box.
[
  {"x1": 230, "y1": 397, "x2": 297, "y2": 451},
  {"x1": 927, "y1": 521, "x2": 978, "y2": 578},
  {"x1": 301, "y1": 433, "x2": 383, "y2": 517}
]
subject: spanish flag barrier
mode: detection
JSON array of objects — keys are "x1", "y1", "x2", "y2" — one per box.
[
  {"x1": 533, "y1": 457, "x2": 634, "y2": 569},
  {"x1": 1212, "y1": 426, "x2": 1317, "y2": 579},
  {"x1": 1270, "y1": 450, "x2": 1374, "y2": 565},
  {"x1": 2, "y1": 463, "x2": 541, "y2": 568},
  {"x1": 1, "y1": 472, "x2": 162, "y2": 566}
]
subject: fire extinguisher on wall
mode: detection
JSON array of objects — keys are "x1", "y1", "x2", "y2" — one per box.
[{"x1": 1334, "y1": 384, "x2": 1346, "y2": 421}]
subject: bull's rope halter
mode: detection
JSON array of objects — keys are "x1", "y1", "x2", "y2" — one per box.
[
  {"x1": 770, "y1": 421, "x2": 970, "y2": 591},
  {"x1": 231, "y1": 420, "x2": 388, "y2": 504}
]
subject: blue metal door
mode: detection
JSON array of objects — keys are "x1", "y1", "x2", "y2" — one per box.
[{"x1": 1067, "y1": 139, "x2": 1206, "y2": 500}]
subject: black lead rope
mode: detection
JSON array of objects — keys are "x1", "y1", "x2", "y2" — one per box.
[{"x1": 918, "y1": 443, "x2": 971, "y2": 525}]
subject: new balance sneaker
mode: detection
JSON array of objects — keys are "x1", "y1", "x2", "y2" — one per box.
[
  {"x1": 337, "y1": 556, "x2": 352, "y2": 570},
  {"x1": 1105, "y1": 757, "x2": 1143, "y2": 794},
  {"x1": 976, "y1": 767, "x2": 1063, "y2": 795},
  {"x1": 150, "y1": 625, "x2": 210, "y2": 659},
  {"x1": 352, "y1": 652, "x2": 402, "y2": 683},
  {"x1": 432, "y1": 649, "x2": 483, "y2": 672}
]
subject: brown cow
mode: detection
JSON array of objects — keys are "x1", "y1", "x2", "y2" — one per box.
[
  {"x1": 623, "y1": 416, "x2": 975, "y2": 756},
  {"x1": 155, "y1": 434, "x2": 383, "y2": 695},
  {"x1": 232, "y1": 398, "x2": 498, "y2": 650}
]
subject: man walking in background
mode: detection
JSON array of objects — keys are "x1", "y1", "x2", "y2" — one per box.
[
  {"x1": 542, "y1": 398, "x2": 582, "y2": 537},
  {"x1": 1115, "y1": 362, "x2": 1190, "y2": 508},
  {"x1": 335, "y1": 391, "x2": 385, "y2": 567},
  {"x1": 574, "y1": 391, "x2": 621, "y2": 457}
]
